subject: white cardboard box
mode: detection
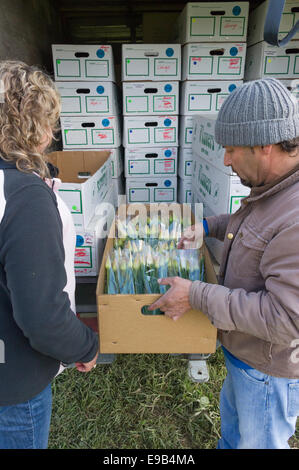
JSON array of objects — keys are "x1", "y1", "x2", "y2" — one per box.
[
  {"x1": 247, "y1": 0, "x2": 299, "y2": 47},
  {"x1": 113, "y1": 174, "x2": 126, "y2": 207},
  {"x1": 60, "y1": 116, "x2": 122, "y2": 149},
  {"x1": 57, "y1": 82, "x2": 120, "y2": 116},
  {"x1": 192, "y1": 157, "x2": 250, "y2": 216},
  {"x1": 123, "y1": 116, "x2": 178, "y2": 148},
  {"x1": 179, "y1": 116, "x2": 194, "y2": 148},
  {"x1": 110, "y1": 147, "x2": 124, "y2": 179},
  {"x1": 173, "y1": 2, "x2": 249, "y2": 44},
  {"x1": 126, "y1": 177, "x2": 177, "y2": 203},
  {"x1": 52, "y1": 44, "x2": 115, "y2": 82},
  {"x1": 192, "y1": 114, "x2": 235, "y2": 176},
  {"x1": 177, "y1": 177, "x2": 192, "y2": 204},
  {"x1": 245, "y1": 41, "x2": 299, "y2": 80},
  {"x1": 178, "y1": 147, "x2": 194, "y2": 178},
  {"x1": 125, "y1": 147, "x2": 177, "y2": 177},
  {"x1": 75, "y1": 186, "x2": 115, "y2": 276},
  {"x1": 180, "y1": 80, "x2": 243, "y2": 114},
  {"x1": 122, "y1": 81, "x2": 179, "y2": 115},
  {"x1": 182, "y1": 43, "x2": 246, "y2": 81},
  {"x1": 280, "y1": 78, "x2": 299, "y2": 102},
  {"x1": 48, "y1": 150, "x2": 113, "y2": 229},
  {"x1": 122, "y1": 44, "x2": 181, "y2": 81}
]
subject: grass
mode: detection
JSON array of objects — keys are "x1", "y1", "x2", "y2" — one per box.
[{"x1": 49, "y1": 348, "x2": 299, "y2": 449}]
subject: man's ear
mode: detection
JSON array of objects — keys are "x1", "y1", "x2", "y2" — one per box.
[{"x1": 260, "y1": 144, "x2": 273, "y2": 156}]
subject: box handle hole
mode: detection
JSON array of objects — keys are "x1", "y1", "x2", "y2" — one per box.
[
  {"x1": 145, "y1": 153, "x2": 158, "y2": 158},
  {"x1": 76, "y1": 88, "x2": 91, "y2": 94},
  {"x1": 81, "y1": 122, "x2": 95, "y2": 127},
  {"x1": 207, "y1": 88, "x2": 222, "y2": 93},
  {"x1": 210, "y1": 10, "x2": 225, "y2": 16},
  {"x1": 75, "y1": 52, "x2": 89, "y2": 58},
  {"x1": 210, "y1": 49, "x2": 225, "y2": 56},
  {"x1": 144, "y1": 88, "x2": 158, "y2": 94},
  {"x1": 285, "y1": 48, "x2": 299, "y2": 54},
  {"x1": 141, "y1": 305, "x2": 164, "y2": 316},
  {"x1": 145, "y1": 121, "x2": 158, "y2": 127}
]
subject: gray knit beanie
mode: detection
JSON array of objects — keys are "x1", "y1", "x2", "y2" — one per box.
[{"x1": 215, "y1": 78, "x2": 299, "y2": 147}]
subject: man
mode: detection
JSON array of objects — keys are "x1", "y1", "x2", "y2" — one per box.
[{"x1": 149, "y1": 78, "x2": 299, "y2": 449}]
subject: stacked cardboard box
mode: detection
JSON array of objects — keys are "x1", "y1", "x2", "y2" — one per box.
[
  {"x1": 174, "y1": 2, "x2": 249, "y2": 205},
  {"x1": 122, "y1": 44, "x2": 181, "y2": 203},
  {"x1": 52, "y1": 44, "x2": 121, "y2": 276},
  {"x1": 245, "y1": 0, "x2": 299, "y2": 87},
  {"x1": 192, "y1": 114, "x2": 250, "y2": 263}
]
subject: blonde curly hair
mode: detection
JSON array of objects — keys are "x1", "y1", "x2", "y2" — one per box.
[{"x1": 0, "y1": 60, "x2": 61, "y2": 178}]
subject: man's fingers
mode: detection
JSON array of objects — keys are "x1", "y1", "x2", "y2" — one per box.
[{"x1": 157, "y1": 277, "x2": 174, "y2": 286}]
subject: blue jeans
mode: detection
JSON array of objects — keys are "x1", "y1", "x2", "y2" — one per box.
[
  {"x1": 0, "y1": 383, "x2": 52, "y2": 449},
  {"x1": 218, "y1": 356, "x2": 299, "y2": 449}
]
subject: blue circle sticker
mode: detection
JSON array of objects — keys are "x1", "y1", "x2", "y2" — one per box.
[
  {"x1": 164, "y1": 84, "x2": 172, "y2": 93},
  {"x1": 232, "y1": 6, "x2": 241, "y2": 16},
  {"x1": 164, "y1": 118, "x2": 171, "y2": 127},
  {"x1": 230, "y1": 47, "x2": 238, "y2": 57},
  {"x1": 166, "y1": 47, "x2": 174, "y2": 57},
  {"x1": 96, "y1": 48, "x2": 105, "y2": 58},
  {"x1": 102, "y1": 118, "x2": 110, "y2": 127},
  {"x1": 164, "y1": 149, "x2": 172, "y2": 157},
  {"x1": 229, "y1": 84, "x2": 237, "y2": 93},
  {"x1": 76, "y1": 235, "x2": 84, "y2": 247},
  {"x1": 97, "y1": 85, "x2": 104, "y2": 94},
  {"x1": 164, "y1": 179, "x2": 172, "y2": 187}
]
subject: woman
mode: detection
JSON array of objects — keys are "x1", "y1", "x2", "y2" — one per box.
[{"x1": 0, "y1": 61, "x2": 98, "y2": 449}]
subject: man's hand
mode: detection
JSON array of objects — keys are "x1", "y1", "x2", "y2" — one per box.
[
  {"x1": 75, "y1": 352, "x2": 98, "y2": 373},
  {"x1": 177, "y1": 223, "x2": 203, "y2": 249},
  {"x1": 148, "y1": 277, "x2": 192, "y2": 321}
]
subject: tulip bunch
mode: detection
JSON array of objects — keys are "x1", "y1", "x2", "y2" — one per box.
[{"x1": 105, "y1": 214, "x2": 205, "y2": 296}]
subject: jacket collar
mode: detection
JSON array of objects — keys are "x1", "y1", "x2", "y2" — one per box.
[
  {"x1": 0, "y1": 158, "x2": 16, "y2": 170},
  {"x1": 246, "y1": 164, "x2": 299, "y2": 203}
]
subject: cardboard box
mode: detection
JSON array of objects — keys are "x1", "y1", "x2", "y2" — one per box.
[
  {"x1": 179, "y1": 115, "x2": 194, "y2": 148},
  {"x1": 193, "y1": 157, "x2": 250, "y2": 216},
  {"x1": 96, "y1": 205, "x2": 217, "y2": 353},
  {"x1": 122, "y1": 44, "x2": 181, "y2": 81},
  {"x1": 122, "y1": 81, "x2": 179, "y2": 115},
  {"x1": 125, "y1": 147, "x2": 177, "y2": 177},
  {"x1": 192, "y1": 114, "x2": 235, "y2": 176},
  {"x1": 245, "y1": 41, "x2": 299, "y2": 80},
  {"x1": 113, "y1": 174, "x2": 126, "y2": 207},
  {"x1": 180, "y1": 80, "x2": 243, "y2": 115},
  {"x1": 60, "y1": 116, "x2": 122, "y2": 149},
  {"x1": 247, "y1": 0, "x2": 299, "y2": 47},
  {"x1": 48, "y1": 150, "x2": 113, "y2": 229},
  {"x1": 126, "y1": 177, "x2": 177, "y2": 203},
  {"x1": 178, "y1": 147, "x2": 194, "y2": 178},
  {"x1": 182, "y1": 43, "x2": 246, "y2": 81},
  {"x1": 108, "y1": 147, "x2": 123, "y2": 179},
  {"x1": 123, "y1": 116, "x2": 178, "y2": 148},
  {"x1": 52, "y1": 44, "x2": 115, "y2": 82},
  {"x1": 56, "y1": 81, "x2": 120, "y2": 116},
  {"x1": 280, "y1": 79, "x2": 299, "y2": 102},
  {"x1": 64, "y1": 147, "x2": 124, "y2": 178},
  {"x1": 177, "y1": 176, "x2": 192, "y2": 203},
  {"x1": 173, "y1": 2, "x2": 249, "y2": 44},
  {"x1": 75, "y1": 187, "x2": 115, "y2": 276}
]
